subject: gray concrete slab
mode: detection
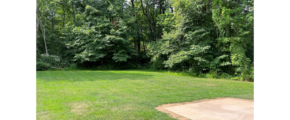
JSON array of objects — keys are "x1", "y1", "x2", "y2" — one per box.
[{"x1": 156, "y1": 98, "x2": 254, "y2": 120}]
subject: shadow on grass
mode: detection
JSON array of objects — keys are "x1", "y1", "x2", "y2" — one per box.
[{"x1": 37, "y1": 71, "x2": 154, "y2": 82}]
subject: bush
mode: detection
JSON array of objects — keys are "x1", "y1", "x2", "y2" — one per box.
[
  {"x1": 186, "y1": 68, "x2": 196, "y2": 76},
  {"x1": 198, "y1": 74, "x2": 206, "y2": 78},
  {"x1": 37, "y1": 54, "x2": 67, "y2": 71},
  {"x1": 186, "y1": 72, "x2": 197, "y2": 77},
  {"x1": 250, "y1": 67, "x2": 254, "y2": 81},
  {"x1": 140, "y1": 63, "x2": 150, "y2": 69},
  {"x1": 69, "y1": 63, "x2": 78, "y2": 69},
  {"x1": 232, "y1": 77, "x2": 240, "y2": 80},
  {"x1": 220, "y1": 73, "x2": 232, "y2": 79},
  {"x1": 208, "y1": 70, "x2": 218, "y2": 78},
  {"x1": 237, "y1": 66, "x2": 254, "y2": 81},
  {"x1": 37, "y1": 62, "x2": 50, "y2": 71},
  {"x1": 206, "y1": 74, "x2": 213, "y2": 78},
  {"x1": 106, "y1": 65, "x2": 115, "y2": 70},
  {"x1": 39, "y1": 54, "x2": 61, "y2": 67},
  {"x1": 151, "y1": 57, "x2": 166, "y2": 70},
  {"x1": 243, "y1": 67, "x2": 254, "y2": 81}
]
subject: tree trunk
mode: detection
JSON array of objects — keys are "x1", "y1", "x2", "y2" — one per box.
[
  {"x1": 51, "y1": 9, "x2": 54, "y2": 32},
  {"x1": 72, "y1": 2, "x2": 75, "y2": 27},
  {"x1": 40, "y1": 18, "x2": 48, "y2": 55},
  {"x1": 140, "y1": 0, "x2": 156, "y2": 41},
  {"x1": 131, "y1": 0, "x2": 140, "y2": 53},
  {"x1": 35, "y1": 13, "x2": 39, "y2": 54},
  {"x1": 159, "y1": 1, "x2": 162, "y2": 14},
  {"x1": 131, "y1": 0, "x2": 135, "y2": 10},
  {"x1": 35, "y1": 0, "x2": 39, "y2": 54},
  {"x1": 36, "y1": 3, "x2": 46, "y2": 54},
  {"x1": 151, "y1": 6, "x2": 158, "y2": 40},
  {"x1": 63, "y1": 6, "x2": 65, "y2": 28}
]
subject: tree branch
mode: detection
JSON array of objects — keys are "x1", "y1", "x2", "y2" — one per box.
[{"x1": 140, "y1": 0, "x2": 156, "y2": 41}]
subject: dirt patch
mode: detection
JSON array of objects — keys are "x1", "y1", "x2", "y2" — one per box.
[
  {"x1": 69, "y1": 102, "x2": 90, "y2": 115},
  {"x1": 37, "y1": 111, "x2": 52, "y2": 120},
  {"x1": 205, "y1": 83, "x2": 217, "y2": 86},
  {"x1": 110, "y1": 104, "x2": 135, "y2": 111},
  {"x1": 59, "y1": 89, "x2": 68, "y2": 93},
  {"x1": 156, "y1": 97, "x2": 253, "y2": 120}
]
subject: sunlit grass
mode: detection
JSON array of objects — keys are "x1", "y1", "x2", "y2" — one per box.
[{"x1": 37, "y1": 70, "x2": 253, "y2": 120}]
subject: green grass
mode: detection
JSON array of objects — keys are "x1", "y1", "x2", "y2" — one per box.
[{"x1": 37, "y1": 70, "x2": 254, "y2": 120}]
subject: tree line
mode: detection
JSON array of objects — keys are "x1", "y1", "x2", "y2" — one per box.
[{"x1": 37, "y1": 0, "x2": 253, "y2": 81}]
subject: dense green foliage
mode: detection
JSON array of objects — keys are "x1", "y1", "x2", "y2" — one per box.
[
  {"x1": 37, "y1": 70, "x2": 253, "y2": 119},
  {"x1": 37, "y1": 0, "x2": 253, "y2": 80}
]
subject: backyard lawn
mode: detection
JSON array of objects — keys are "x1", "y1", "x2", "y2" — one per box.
[{"x1": 37, "y1": 70, "x2": 253, "y2": 120}]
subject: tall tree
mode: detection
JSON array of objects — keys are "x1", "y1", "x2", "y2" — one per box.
[
  {"x1": 35, "y1": 0, "x2": 45, "y2": 54},
  {"x1": 40, "y1": 18, "x2": 48, "y2": 55},
  {"x1": 212, "y1": 0, "x2": 254, "y2": 80}
]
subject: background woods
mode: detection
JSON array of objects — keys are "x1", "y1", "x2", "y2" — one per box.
[{"x1": 36, "y1": 0, "x2": 254, "y2": 81}]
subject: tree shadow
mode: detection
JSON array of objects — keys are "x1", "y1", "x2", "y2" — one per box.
[{"x1": 37, "y1": 70, "x2": 154, "y2": 82}]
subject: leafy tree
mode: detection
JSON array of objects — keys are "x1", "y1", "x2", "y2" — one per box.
[
  {"x1": 63, "y1": 3, "x2": 137, "y2": 64},
  {"x1": 212, "y1": 0, "x2": 254, "y2": 80},
  {"x1": 36, "y1": 0, "x2": 254, "y2": 80}
]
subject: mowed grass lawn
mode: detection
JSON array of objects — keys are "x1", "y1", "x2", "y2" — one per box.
[{"x1": 37, "y1": 70, "x2": 253, "y2": 120}]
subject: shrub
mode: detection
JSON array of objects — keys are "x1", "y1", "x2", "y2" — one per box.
[
  {"x1": 206, "y1": 74, "x2": 213, "y2": 78},
  {"x1": 151, "y1": 57, "x2": 166, "y2": 70},
  {"x1": 39, "y1": 54, "x2": 61, "y2": 67},
  {"x1": 208, "y1": 70, "x2": 218, "y2": 78},
  {"x1": 99, "y1": 65, "x2": 115, "y2": 70},
  {"x1": 236, "y1": 66, "x2": 254, "y2": 81},
  {"x1": 220, "y1": 73, "x2": 232, "y2": 79},
  {"x1": 232, "y1": 77, "x2": 240, "y2": 80},
  {"x1": 198, "y1": 74, "x2": 206, "y2": 78},
  {"x1": 250, "y1": 67, "x2": 254, "y2": 81},
  {"x1": 37, "y1": 54, "x2": 66, "y2": 71},
  {"x1": 186, "y1": 72, "x2": 197, "y2": 77},
  {"x1": 37, "y1": 62, "x2": 50, "y2": 71},
  {"x1": 69, "y1": 63, "x2": 78, "y2": 69}
]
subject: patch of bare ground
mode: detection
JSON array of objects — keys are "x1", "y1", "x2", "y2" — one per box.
[
  {"x1": 204, "y1": 83, "x2": 217, "y2": 86},
  {"x1": 110, "y1": 104, "x2": 135, "y2": 111},
  {"x1": 37, "y1": 111, "x2": 52, "y2": 120},
  {"x1": 68, "y1": 102, "x2": 91, "y2": 115}
]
